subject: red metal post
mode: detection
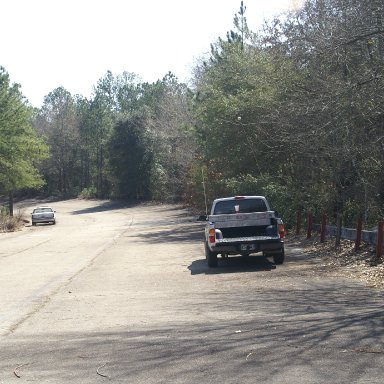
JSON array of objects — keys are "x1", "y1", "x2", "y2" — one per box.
[
  {"x1": 306, "y1": 213, "x2": 313, "y2": 239},
  {"x1": 376, "y1": 221, "x2": 384, "y2": 259},
  {"x1": 320, "y1": 213, "x2": 327, "y2": 243},
  {"x1": 296, "y1": 211, "x2": 301, "y2": 235},
  {"x1": 355, "y1": 214, "x2": 363, "y2": 251}
]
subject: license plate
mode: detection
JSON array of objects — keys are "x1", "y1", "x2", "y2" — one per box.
[{"x1": 240, "y1": 244, "x2": 256, "y2": 251}]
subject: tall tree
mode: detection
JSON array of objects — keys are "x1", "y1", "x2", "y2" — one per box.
[
  {"x1": 193, "y1": 4, "x2": 291, "y2": 199},
  {"x1": 108, "y1": 115, "x2": 153, "y2": 199},
  {"x1": 261, "y1": 0, "x2": 384, "y2": 223},
  {"x1": 36, "y1": 87, "x2": 80, "y2": 196},
  {"x1": 89, "y1": 72, "x2": 118, "y2": 197},
  {"x1": 0, "y1": 67, "x2": 48, "y2": 214},
  {"x1": 146, "y1": 73, "x2": 196, "y2": 201}
]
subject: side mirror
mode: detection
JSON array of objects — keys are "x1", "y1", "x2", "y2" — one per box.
[
  {"x1": 274, "y1": 211, "x2": 279, "y2": 218},
  {"x1": 197, "y1": 215, "x2": 207, "y2": 221}
]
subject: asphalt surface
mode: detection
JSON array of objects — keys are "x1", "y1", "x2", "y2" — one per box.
[{"x1": 0, "y1": 199, "x2": 383, "y2": 383}]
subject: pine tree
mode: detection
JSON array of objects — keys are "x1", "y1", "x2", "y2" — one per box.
[{"x1": 0, "y1": 67, "x2": 49, "y2": 214}]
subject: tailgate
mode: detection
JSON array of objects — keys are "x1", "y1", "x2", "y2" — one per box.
[
  {"x1": 208, "y1": 211, "x2": 275, "y2": 228},
  {"x1": 215, "y1": 235, "x2": 280, "y2": 244}
]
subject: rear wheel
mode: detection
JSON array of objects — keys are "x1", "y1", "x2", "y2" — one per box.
[
  {"x1": 205, "y1": 242, "x2": 218, "y2": 268},
  {"x1": 273, "y1": 249, "x2": 285, "y2": 265}
]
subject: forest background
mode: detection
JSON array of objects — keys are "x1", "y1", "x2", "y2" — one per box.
[{"x1": 1, "y1": 0, "x2": 384, "y2": 229}]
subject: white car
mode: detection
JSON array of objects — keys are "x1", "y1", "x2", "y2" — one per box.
[{"x1": 31, "y1": 206, "x2": 56, "y2": 226}]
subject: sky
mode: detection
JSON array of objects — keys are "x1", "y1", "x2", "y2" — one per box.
[{"x1": 1, "y1": 0, "x2": 304, "y2": 108}]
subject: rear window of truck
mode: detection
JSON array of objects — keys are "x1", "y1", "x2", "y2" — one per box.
[{"x1": 213, "y1": 199, "x2": 268, "y2": 215}]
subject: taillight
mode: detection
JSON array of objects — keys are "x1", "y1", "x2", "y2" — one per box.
[
  {"x1": 278, "y1": 223, "x2": 285, "y2": 239},
  {"x1": 208, "y1": 228, "x2": 216, "y2": 243}
]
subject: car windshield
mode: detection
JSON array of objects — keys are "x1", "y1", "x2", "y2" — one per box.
[
  {"x1": 213, "y1": 199, "x2": 267, "y2": 215},
  {"x1": 33, "y1": 208, "x2": 53, "y2": 213}
]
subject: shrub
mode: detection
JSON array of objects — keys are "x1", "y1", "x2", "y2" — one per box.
[
  {"x1": 79, "y1": 186, "x2": 97, "y2": 199},
  {"x1": 0, "y1": 206, "x2": 26, "y2": 232}
]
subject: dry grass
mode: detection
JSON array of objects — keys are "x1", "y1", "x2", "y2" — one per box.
[
  {"x1": 0, "y1": 208, "x2": 28, "y2": 232},
  {"x1": 287, "y1": 233, "x2": 384, "y2": 289}
]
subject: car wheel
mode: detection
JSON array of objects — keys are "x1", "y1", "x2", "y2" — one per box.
[
  {"x1": 32, "y1": 222, "x2": 36, "y2": 226},
  {"x1": 273, "y1": 249, "x2": 285, "y2": 265},
  {"x1": 205, "y1": 242, "x2": 218, "y2": 268}
]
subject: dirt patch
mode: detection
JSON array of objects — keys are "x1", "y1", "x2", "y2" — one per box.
[{"x1": 287, "y1": 234, "x2": 384, "y2": 289}]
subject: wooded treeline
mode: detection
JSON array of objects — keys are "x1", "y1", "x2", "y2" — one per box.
[
  {"x1": 1, "y1": 0, "x2": 384, "y2": 227},
  {"x1": 32, "y1": 72, "x2": 196, "y2": 202}
]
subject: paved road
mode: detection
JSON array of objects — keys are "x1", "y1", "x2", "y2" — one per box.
[{"x1": 0, "y1": 199, "x2": 383, "y2": 383}]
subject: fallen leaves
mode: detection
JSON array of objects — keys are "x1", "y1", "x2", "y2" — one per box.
[{"x1": 287, "y1": 234, "x2": 384, "y2": 288}]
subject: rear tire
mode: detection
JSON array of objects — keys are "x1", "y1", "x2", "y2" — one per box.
[
  {"x1": 273, "y1": 249, "x2": 285, "y2": 265},
  {"x1": 205, "y1": 242, "x2": 218, "y2": 268}
]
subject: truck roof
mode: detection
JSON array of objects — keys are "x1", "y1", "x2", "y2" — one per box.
[
  {"x1": 212, "y1": 196, "x2": 267, "y2": 202},
  {"x1": 211, "y1": 196, "x2": 271, "y2": 215}
]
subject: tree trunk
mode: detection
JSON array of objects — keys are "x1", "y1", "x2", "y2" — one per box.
[
  {"x1": 9, "y1": 191, "x2": 14, "y2": 217},
  {"x1": 335, "y1": 213, "x2": 342, "y2": 247}
]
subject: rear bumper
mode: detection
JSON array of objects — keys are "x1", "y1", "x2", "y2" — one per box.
[
  {"x1": 210, "y1": 238, "x2": 284, "y2": 254},
  {"x1": 32, "y1": 217, "x2": 55, "y2": 223}
]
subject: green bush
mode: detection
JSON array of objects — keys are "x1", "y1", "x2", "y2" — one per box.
[{"x1": 79, "y1": 186, "x2": 97, "y2": 199}]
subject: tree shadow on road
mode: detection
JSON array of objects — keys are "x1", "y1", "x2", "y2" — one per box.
[
  {"x1": 1, "y1": 282, "x2": 384, "y2": 383},
  {"x1": 71, "y1": 200, "x2": 138, "y2": 215},
  {"x1": 131, "y1": 222, "x2": 205, "y2": 244}
]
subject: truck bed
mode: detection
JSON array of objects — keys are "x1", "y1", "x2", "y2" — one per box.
[{"x1": 219, "y1": 225, "x2": 272, "y2": 238}]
